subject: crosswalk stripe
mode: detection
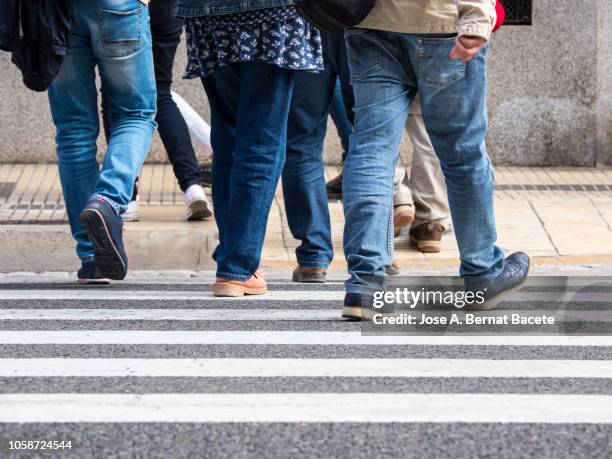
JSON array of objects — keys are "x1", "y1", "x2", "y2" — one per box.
[
  {"x1": 0, "y1": 358, "x2": 610, "y2": 378},
  {"x1": 0, "y1": 290, "x2": 342, "y2": 301},
  {"x1": 1, "y1": 393, "x2": 611, "y2": 423},
  {"x1": 0, "y1": 309, "x2": 609, "y2": 321},
  {"x1": 0, "y1": 309, "x2": 340, "y2": 321},
  {"x1": 0, "y1": 331, "x2": 610, "y2": 346},
  {"x1": 0, "y1": 289, "x2": 609, "y2": 302}
]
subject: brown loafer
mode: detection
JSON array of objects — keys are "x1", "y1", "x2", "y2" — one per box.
[
  {"x1": 292, "y1": 266, "x2": 327, "y2": 283},
  {"x1": 213, "y1": 270, "x2": 267, "y2": 297},
  {"x1": 409, "y1": 222, "x2": 444, "y2": 253}
]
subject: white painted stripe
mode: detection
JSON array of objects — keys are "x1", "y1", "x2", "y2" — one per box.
[
  {"x1": 0, "y1": 290, "x2": 608, "y2": 302},
  {"x1": 0, "y1": 309, "x2": 609, "y2": 322},
  {"x1": 0, "y1": 358, "x2": 610, "y2": 378},
  {"x1": 0, "y1": 290, "x2": 343, "y2": 301},
  {"x1": 1, "y1": 393, "x2": 611, "y2": 423},
  {"x1": 0, "y1": 331, "x2": 610, "y2": 346},
  {"x1": 0, "y1": 309, "x2": 339, "y2": 321}
]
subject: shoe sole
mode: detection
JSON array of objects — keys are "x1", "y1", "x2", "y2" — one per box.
[
  {"x1": 342, "y1": 306, "x2": 371, "y2": 321},
  {"x1": 187, "y1": 199, "x2": 213, "y2": 221},
  {"x1": 409, "y1": 236, "x2": 441, "y2": 253},
  {"x1": 78, "y1": 278, "x2": 111, "y2": 285},
  {"x1": 467, "y1": 263, "x2": 532, "y2": 311},
  {"x1": 79, "y1": 209, "x2": 127, "y2": 281},
  {"x1": 342, "y1": 306, "x2": 396, "y2": 321},
  {"x1": 213, "y1": 284, "x2": 268, "y2": 297},
  {"x1": 394, "y1": 213, "x2": 415, "y2": 237},
  {"x1": 292, "y1": 272, "x2": 327, "y2": 283}
]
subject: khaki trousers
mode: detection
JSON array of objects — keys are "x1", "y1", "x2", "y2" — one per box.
[{"x1": 393, "y1": 95, "x2": 451, "y2": 230}]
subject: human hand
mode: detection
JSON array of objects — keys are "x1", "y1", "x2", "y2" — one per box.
[{"x1": 449, "y1": 36, "x2": 486, "y2": 62}]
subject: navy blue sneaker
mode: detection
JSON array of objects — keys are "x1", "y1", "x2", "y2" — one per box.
[
  {"x1": 79, "y1": 197, "x2": 128, "y2": 280},
  {"x1": 466, "y1": 252, "x2": 530, "y2": 311},
  {"x1": 77, "y1": 261, "x2": 110, "y2": 285}
]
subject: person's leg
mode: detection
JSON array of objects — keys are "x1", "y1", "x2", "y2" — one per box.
[
  {"x1": 283, "y1": 32, "x2": 336, "y2": 274},
  {"x1": 343, "y1": 29, "x2": 413, "y2": 300},
  {"x1": 91, "y1": 1, "x2": 157, "y2": 214},
  {"x1": 326, "y1": 32, "x2": 356, "y2": 197},
  {"x1": 205, "y1": 62, "x2": 296, "y2": 281},
  {"x1": 392, "y1": 162, "x2": 415, "y2": 237},
  {"x1": 47, "y1": 13, "x2": 99, "y2": 264},
  {"x1": 329, "y1": 79, "x2": 353, "y2": 156},
  {"x1": 201, "y1": 65, "x2": 239, "y2": 265},
  {"x1": 406, "y1": 96, "x2": 450, "y2": 229},
  {"x1": 76, "y1": 0, "x2": 156, "y2": 280},
  {"x1": 413, "y1": 37, "x2": 504, "y2": 278},
  {"x1": 150, "y1": 0, "x2": 203, "y2": 193},
  {"x1": 393, "y1": 165, "x2": 413, "y2": 208}
]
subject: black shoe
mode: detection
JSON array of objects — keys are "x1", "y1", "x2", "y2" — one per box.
[
  {"x1": 466, "y1": 252, "x2": 530, "y2": 311},
  {"x1": 79, "y1": 197, "x2": 128, "y2": 280},
  {"x1": 199, "y1": 161, "x2": 212, "y2": 188},
  {"x1": 77, "y1": 261, "x2": 110, "y2": 285},
  {"x1": 342, "y1": 293, "x2": 396, "y2": 321},
  {"x1": 326, "y1": 170, "x2": 343, "y2": 200}
]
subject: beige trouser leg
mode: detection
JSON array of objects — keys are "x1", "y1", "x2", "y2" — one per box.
[{"x1": 393, "y1": 95, "x2": 451, "y2": 230}]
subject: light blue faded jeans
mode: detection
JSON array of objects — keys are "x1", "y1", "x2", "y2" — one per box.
[
  {"x1": 48, "y1": 0, "x2": 157, "y2": 261},
  {"x1": 343, "y1": 29, "x2": 505, "y2": 294}
]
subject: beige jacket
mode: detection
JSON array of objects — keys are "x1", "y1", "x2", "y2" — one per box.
[{"x1": 360, "y1": 0, "x2": 496, "y2": 41}]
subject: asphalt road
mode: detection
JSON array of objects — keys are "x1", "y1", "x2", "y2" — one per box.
[{"x1": 0, "y1": 277, "x2": 611, "y2": 458}]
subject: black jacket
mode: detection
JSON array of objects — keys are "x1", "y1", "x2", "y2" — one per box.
[{"x1": 0, "y1": 0, "x2": 72, "y2": 92}]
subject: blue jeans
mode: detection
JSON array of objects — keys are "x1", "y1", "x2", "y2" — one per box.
[
  {"x1": 283, "y1": 31, "x2": 353, "y2": 269},
  {"x1": 343, "y1": 29, "x2": 505, "y2": 294},
  {"x1": 48, "y1": 0, "x2": 157, "y2": 261},
  {"x1": 202, "y1": 61, "x2": 296, "y2": 280}
]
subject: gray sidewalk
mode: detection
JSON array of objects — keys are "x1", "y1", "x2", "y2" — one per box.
[{"x1": 1, "y1": 164, "x2": 612, "y2": 272}]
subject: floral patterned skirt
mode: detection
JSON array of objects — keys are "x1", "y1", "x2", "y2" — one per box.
[{"x1": 184, "y1": 6, "x2": 324, "y2": 79}]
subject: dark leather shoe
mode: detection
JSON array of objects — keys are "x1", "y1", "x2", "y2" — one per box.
[
  {"x1": 465, "y1": 252, "x2": 530, "y2": 311},
  {"x1": 199, "y1": 160, "x2": 212, "y2": 187},
  {"x1": 326, "y1": 170, "x2": 343, "y2": 200},
  {"x1": 409, "y1": 222, "x2": 444, "y2": 253},
  {"x1": 292, "y1": 266, "x2": 327, "y2": 283},
  {"x1": 79, "y1": 197, "x2": 128, "y2": 280}
]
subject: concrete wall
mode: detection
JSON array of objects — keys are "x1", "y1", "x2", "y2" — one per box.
[{"x1": 0, "y1": 0, "x2": 610, "y2": 166}]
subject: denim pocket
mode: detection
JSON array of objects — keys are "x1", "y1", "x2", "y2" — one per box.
[
  {"x1": 418, "y1": 36, "x2": 465, "y2": 87},
  {"x1": 345, "y1": 29, "x2": 382, "y2": 81},
  {"x1": 97, "y1": 1, "x2": 143, "y2": 57}
]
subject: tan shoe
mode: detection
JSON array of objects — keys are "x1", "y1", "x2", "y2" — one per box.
[
  {"x1": 385, "y1": 260, "x2": 400, "y2": 276},
  {"x1": 393, "y1": 205, "x2": 415, "y2": 237},
  {"x1": 213, "y1": 270, "x2": 267, "y2": 297},
  {"x1": 409, "y1": 222, "x2": 444, "y2": 253},
  {"x1": 292, "y1": 266, "x2": 327, "y2": 283}
]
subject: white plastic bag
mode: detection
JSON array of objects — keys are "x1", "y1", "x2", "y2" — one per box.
[{"x1": 171, "y1": 90, "x2": 213, "y2": 156}]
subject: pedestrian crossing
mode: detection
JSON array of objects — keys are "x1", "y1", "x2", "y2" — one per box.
[{"x1": 0, "y1": 280, "x2": 611, "y2": 457}]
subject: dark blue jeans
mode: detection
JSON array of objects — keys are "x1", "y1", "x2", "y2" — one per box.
[
  {"x1": 282, "y1": 31, "x2": 354, "y2": 269},
  {"x1": 202, "y1": 61, "x2": 296, "y2": 280}
]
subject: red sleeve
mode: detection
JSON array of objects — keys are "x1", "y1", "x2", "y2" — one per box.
[{"x1": 493, "y1": 0, "x2": 506, "y2": 32}]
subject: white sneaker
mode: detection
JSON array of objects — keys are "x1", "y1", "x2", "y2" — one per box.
[
  {"x1": 122, "y1": 200, "x2": 140, "y2": 222},
  {"x1": 185, "y1": 184, "x2": 213, "y2": 221}
]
